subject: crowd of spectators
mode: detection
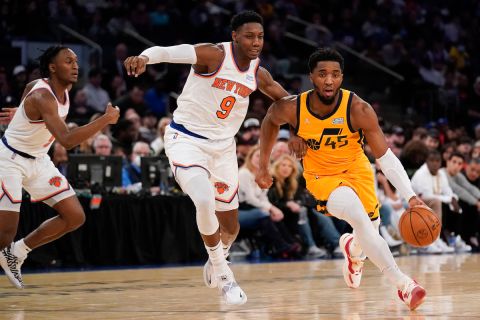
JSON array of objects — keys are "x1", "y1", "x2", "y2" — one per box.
[{"x1": 0, "y1": 0, "x2": 480, "y2": 261}]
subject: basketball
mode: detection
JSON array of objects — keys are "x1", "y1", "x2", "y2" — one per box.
[{"x1": 398, "y1": 205, "x2": 441, "y2": 247}]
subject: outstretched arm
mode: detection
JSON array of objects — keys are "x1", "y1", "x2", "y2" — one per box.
[
  {"x1": 256, "y1": 96, "x2": 297, "y2": 189},
  {"x1": 124, "y1": 43, "x2": 224, "y2": 77},
  {"x1": 256, "y1": 67, "x2": 289, "y2": 101},
  {"x1": 26, "y1": 90, "x2": 119, "y2": 150},
  {"x1": 350, "y1": 96, "x2": 423, "y2": 208}
]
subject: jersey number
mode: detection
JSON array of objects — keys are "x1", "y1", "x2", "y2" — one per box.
[
  {"x1": 306, "y1": 128, "x2": 348, "y2": 150},
  {"x1": 216, "y1": 96, "x2": 236, "y2": 119}
]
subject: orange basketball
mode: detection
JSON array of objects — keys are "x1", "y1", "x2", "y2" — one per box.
[{"x1": 398, "y1": 205, "x2": 441, "y2": 247}]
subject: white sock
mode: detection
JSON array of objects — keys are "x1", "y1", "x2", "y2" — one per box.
[
  {"x1": 205, "y1": 242, "x2": 228, "y2": 275},
  {"x1": 222, "y1": 241, "x2": 231, "y2": 258},
  {"x1": 13, "y1": 239, "x2": 31, "y2": 259}
]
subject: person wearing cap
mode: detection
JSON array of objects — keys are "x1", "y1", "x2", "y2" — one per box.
[{"x1": 11, "y1": 65, "x2": 27, "y2": 102}]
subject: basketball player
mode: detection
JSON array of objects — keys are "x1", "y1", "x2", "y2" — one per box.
[
  {"x1": 0, "y1": 46, "x2": 120, "y2": 289},
  {"x1": 256, "y1": 48, "x2": 427, "y2": 310},
  {"x1": 124, "y1": 11, "x2": 288, "y2": 305}
]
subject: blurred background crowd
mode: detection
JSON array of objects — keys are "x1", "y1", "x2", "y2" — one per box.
[{"x1": 1, "y1": 0, "x2": 480, "y2": 262}]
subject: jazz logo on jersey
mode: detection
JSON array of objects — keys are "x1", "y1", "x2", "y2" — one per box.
[
  {"x1": 332, "y1": 117, "x2": 344, "y2": 124},
  {"x1": 214, "y1": 182, "x2": 229, "y2": 194},
  {"x1": 306, "y1": 128, "x2": 348, "y2": 150},
  {"x1": 49, "y1": 176, "x2": 62, "y2": 188},
  {"x1": 211, "y1": 77, "x2": 253, "y2": 98}
]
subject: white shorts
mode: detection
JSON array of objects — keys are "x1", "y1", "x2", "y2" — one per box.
[
  {"x1": 0, "y1": 142, "x2": 76, "y2": 212},
  {"x1": 164, "y1": 125, "x2": 239, "y2": 211}
]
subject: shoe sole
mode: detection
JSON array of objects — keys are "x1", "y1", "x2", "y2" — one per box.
[
  {"x1": 0, "y1": 253, "x2": 24, "y2": 289},
  {"x1": 409, "y1": 287, "x2": 426, "y2": 311},
  {"x1": 203, "y1": 261, "x2": 217, "y2": 289},
  {"x1": 339, "y1": 234, "x2": 359, "y2": 289}
]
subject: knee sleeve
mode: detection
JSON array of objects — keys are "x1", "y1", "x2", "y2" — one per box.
[{"x1": 176, "y1": 167, "x2": 219, "y2": 235}]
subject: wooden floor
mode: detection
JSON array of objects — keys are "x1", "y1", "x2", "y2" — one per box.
[{"x1": 0, "y1": 254, "x2": 478, "y2": 319}]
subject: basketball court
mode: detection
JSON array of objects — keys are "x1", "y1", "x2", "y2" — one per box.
[{"x1": 0, "y1": 254, "x2": 477, "y2": 319}]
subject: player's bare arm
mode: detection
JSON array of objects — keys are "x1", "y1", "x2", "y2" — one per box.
[
  {"x1": 256, "y1": 96, "x2": 297, "y2": 189},
  {"x1": 25, "y1": 90, "x2": 119, "y2": 150},
  {"x1": 256, "y1": 67, "x2": 289, "y2": 101},
  {"x1": 349, "y1": 95, "x2": 389, "y2": 159},
  {"x1": 350, "y1": 95, "x2": 424, "y2": 207},
  {"x1": 124, "y1": 43, "x2": 224, "y2": 77}
]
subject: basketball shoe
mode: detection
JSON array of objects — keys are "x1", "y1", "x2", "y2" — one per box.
[
  {"x1": 217, "y1": 266, "x2": 247, "y2": 305},
  {"x1": 339, "y1": 233, "x2": 364, "y2": 289},
  {"x1": 203, "y1": 259, "x2": 217, "y2": 288},
  {"x1": 0, "y1": 243, "x2": 25, "y2": 289},
  {"x1": 398, "y1": 280, "x2": 426, "y2": 310}
]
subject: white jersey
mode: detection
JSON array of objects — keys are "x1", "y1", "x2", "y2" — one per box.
[
  {"x1": 174, "y1": 41, "x2": 260, "y2": 139},
  {"x1": 4, "y1": 79, "x2": 69, "y2": 157}
]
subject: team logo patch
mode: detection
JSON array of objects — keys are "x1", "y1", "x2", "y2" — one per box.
[
  {"x1": 332, "y1": 117, "x2": 344, "y2": 124},
  {"x1": 246, "y1": 74, "x2": 255, "y2": 82},
  {"x1": 214, "y1": 182, "x2": 229, "y2": 194},
  {"x1": 49, "y1": 176, "x2": 62, "y2": 188}
]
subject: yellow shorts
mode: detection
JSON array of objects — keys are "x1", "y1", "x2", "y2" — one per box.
[{"x1": 304, "y1": 160, "x2": 380, "y2": 220}]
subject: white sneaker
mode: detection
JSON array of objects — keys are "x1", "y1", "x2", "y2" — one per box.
[
  {"x1": 397, "y1": 280, "x2": 426, "y2": 310},
  {"x1": 339, "y1": 233, "x2": 364, "y2": 289},
  {"x1": 454, "y1": 236, "x2": 472, "y2": 253},
  {"x1": 217, "y1": 267, "x2": 247, "y2": 305},
  {"x1": 0, "y1": 243, "x2": 25, "y2": 289},
  {"x1": 306, "y1": 245, "x2": 327, "y2": 258},
  {"x1": 203, "y1": 259, "x2": 217, "y2": 288},
  {"x1": 436, "y1": 238, "x2": 455, "y2": 253},
  {"x1": 419, "y1": 243, "x2": 443, "y2": 254}
]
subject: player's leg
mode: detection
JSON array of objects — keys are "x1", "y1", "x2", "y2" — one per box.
[
  {"x1": 176, "y1": 167, "x2": 246, "y2": 305},
  {"x1": 22, "y1": 195, "x2": 85, "y2": 249},
  {"x1": 0, "y1": 162, "x2": 26, "y2": 289},
  {"x1": 164, "y1": 129, "x2": 246, "y2": 305},
  {"x1": 215, "y1": 209, "x2": 239, "y2": 257},
  {"x1": 328, "y1": 186, "x2": 425, "y2": 310}
]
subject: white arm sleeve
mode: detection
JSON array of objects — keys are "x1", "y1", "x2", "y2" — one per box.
[
  {"x1": 140, "y1": 44, "x2": 197, "y2": 64},
  {"x1": 377, "y1": 148, "x2": 416, "y2": 202}
]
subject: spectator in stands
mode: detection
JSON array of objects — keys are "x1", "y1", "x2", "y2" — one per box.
[
  {"x1": 139, "y1": 111, "x2": 158, "y2": 143},
  {"x1": 69, "y1": 89, "x2": 95, "y2": 124},
  {"x1": 11, "y1": 65, "x2": 27, "y2": 101},
  {"x1": 238, "y1": 146, "x2": 301, "y2": 258},
  {"x1": 151, "y1": 116, "x2": 171, "y2": 155},
  {"x1": 83, "y1": 68, "x2": 111, "y2": 113},
  {"x1": 423, "y1": 129, "x2": 441, "y2": 150},
  {"x1": 456, "y1": 136, "x2": 473, "y2": 164},
  {"x1": 111, "y1": 119, "x2": 138, "y2": 155},
  {"x1": 441, "y1": 152, "x2": 476, "y2": 251},
  {"x1": 411, "y1": 150, "x2": 459, "y2": 253},
  {"x1": 49, "y1": 142, "x2": 68, "y2": 176},
  {"x1": 236, "y1": 118, "x2": 261, "y2": 166},
  {"x1": 268, "y1": 154, "x2": 327, "y2": 258},
  {"x1": 93, "y1": 134, "x2": 112, "y2": 156},
  {"x1": 106, "y1": 43, "x2": 129, "y2": 80},
  {"x1": 122, "y1": 141, "x2": 151, "y2": 187},
  {"x1": 114, "y1": 85, "x2": 148, "y2": 117},
  {"x1": 463, "y1": 157, "x2": 480, "y2": 189},
  {"x1": 144, "y1": 79, "x2": 170, "y2": 118}
]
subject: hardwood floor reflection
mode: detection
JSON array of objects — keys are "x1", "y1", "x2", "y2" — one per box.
[{"x1": 0, "y1": 254, "x2": 477, "y2": 319}]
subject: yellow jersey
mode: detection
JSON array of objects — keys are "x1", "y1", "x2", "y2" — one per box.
[{"x1": 295, "y1": 88, "x2": 369, "y2": 176}]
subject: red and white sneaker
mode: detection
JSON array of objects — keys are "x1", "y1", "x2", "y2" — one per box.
[
  {"x1": 398, "y1": 280, "x2": 426, "y2": 310},
  {"x1": 339, "y1": 233, "x2": 364, "y2": 289}
]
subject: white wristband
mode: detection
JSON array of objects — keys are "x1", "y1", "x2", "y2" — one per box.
[
  {"x1": 140, "y1": 44, "x2": 197, "y2": 65},
  {"x1": 377, "y1": 148, "x2": 416, "y2": 202}
]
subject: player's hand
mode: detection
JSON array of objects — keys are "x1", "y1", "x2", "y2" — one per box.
[
  {"x1": 0, "y1": 107, "x2": 17, "y2": 124},
  {"x1": 288, "y1": 134, "x2": 307, "y2": 159},
  {"x1": 408, "y1": 195, "x2": 426, "y2": 209},
  {"x1": 255, "y1": 167, "x2": 273, "y2": 189},
  {"x1": 105, "y1": 103, "x2": 120, "y2": 124},
  {"x1": 124, "y1": 55, "x2": 148, "y2": 77}
]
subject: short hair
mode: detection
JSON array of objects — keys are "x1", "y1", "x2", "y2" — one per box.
[
  {"x1": 427, "y1": 149, "x2": 441, "y2": 159},
  {"x1": 308, "y1": 47, "x2": 344, "y2": 73},
  {"x1": 448, "y1": 152, "x2": 465, "y2": 161},
  {"x1": 231, "y1": 11, "x2": 263, "y2": 31},
  {"x1": 39, "y1": 45, "x2": 69, "y2": 78}
]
